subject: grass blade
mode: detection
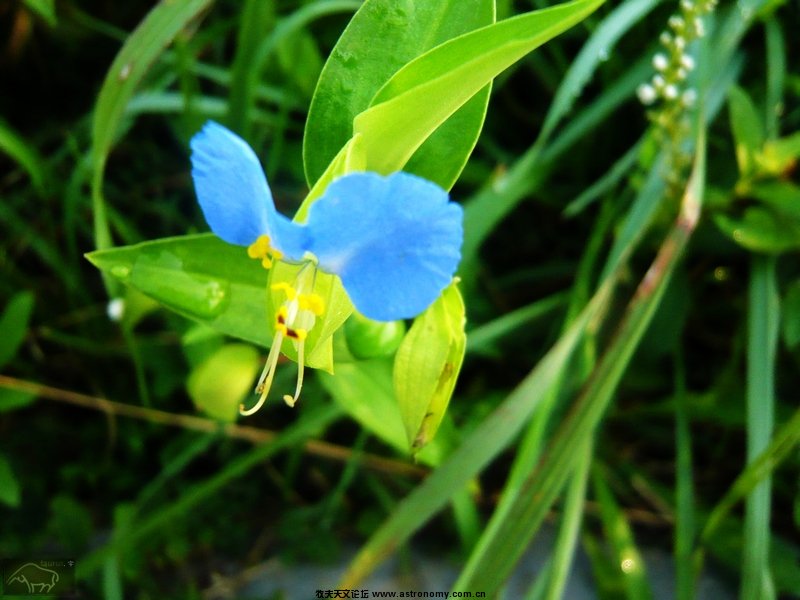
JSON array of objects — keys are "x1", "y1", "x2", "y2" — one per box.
[
  {"x1": 338, "y1": 277, "x2": 617, "y2": 587},
  {"x1": 452, "y1": 129, "x2": 706, "y2": 595},
  {"x1": 741, "y1": 255, "x2": 779, "y2": 600}
]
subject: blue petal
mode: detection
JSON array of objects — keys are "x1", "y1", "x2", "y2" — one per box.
[
  {"x1": 306, "y1": 172, "x2": 462, "y2": 321},
  {"x1": 190, "y1": 122, "x2": 308, "y2": 260}
]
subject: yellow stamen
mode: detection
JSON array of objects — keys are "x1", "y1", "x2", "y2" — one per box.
[
  {"x1": 247, "y1": 235, "x2": 282, "y2": 270},
  {"x1": 271, "y1": 282, "x2": 297, "y2": 301},
  {"x1": 247, "y1": 235, "x2": 271, "y2": 259},
  {"x1": 298, "y1": 293, "x2": 325, "y2": 316},
  {"x1": 289, "y1": 328, "x2": 307, "y2": 341}
]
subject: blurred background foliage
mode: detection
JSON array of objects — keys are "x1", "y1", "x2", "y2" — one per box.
[{"x1": 1, "y1": 0, "x2": 799, "y2": 598}]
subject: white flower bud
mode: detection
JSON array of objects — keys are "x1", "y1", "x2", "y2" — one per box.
[
  {"x1": 694, "y1": 17, "x2": 705, "y2": 37},
  {"x1": 681, "y1": 54, "x2": 695, "y2": 70},
  {"x1": 653, "y1": 53, "x2": 669, "y2": 71},
  {"x1": 660, "y1": 32, "x2": 672, "y2": 46},
  {"x1": 637, "y1": 83, "x2": 658, "y2": 105},
  {"x1": 664, "y1": 85, "x2": 679, "y2": 100},
  {"x1": 674, "y1": 36, "x2": 686, "y2": 51},
  {"x1": 669, "y1": 16, "x2": 685, "y2": 30},
  {"x1": 652, "y1": 74, "x2": 666, "y2": 89}
]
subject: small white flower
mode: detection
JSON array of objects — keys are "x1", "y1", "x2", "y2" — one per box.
[
  {"x1": 682, "y1": 89, "x2": 697, "y2": 107},
  {"x1": 680, "y1": 0, "x2": 694, "y2": 10},
  {"x1": 676, "y1": 68, "x2": 688, "y2": 80},
  {"x1": 669, "y1": 15, "x2": 685, "y2": 30},
  {"x1": 694, "y1": 17, "x2": 705, "y2": 37},
  {"x1": 674, "y1": 36, "x2": 686, "y2": 51},
  {"x1": 653, "y1": 53, "x2": 669, "y2": 71},
  {"x1": 652, "y1": 74, "x2": 666, "y2": 89},
  {"x1": 660, "y1": 32, "x2": 672, "y2": 46},
  {"x1": 680, "y1": 54, "x2": 695, "y2": 70},
  {"x1": 637, "y1": 83, "x2": 658, "y2": 105},
  {"x1": 664, "y1": 85, "x2": 679, "y2": 100},
  {"x1": 107, "y1": 298, "x2": 125, "y2": 322}
]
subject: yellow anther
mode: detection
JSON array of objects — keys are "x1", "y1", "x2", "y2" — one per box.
[
  {"x1": 271, "y1": 282, "x2": 297, "y2": 301},
  {"x1": 247, "y1": 235, "x2": 272, "y2": 259},
  {"x1": 247, "y1": 235, "x2": 283, "y2": 270},
  {"x1": 298, "y1": 293, "x2": 325, "y2": 316},
  {"x1": 292, "y1": 328, "x2": 308, "y2": 341}
]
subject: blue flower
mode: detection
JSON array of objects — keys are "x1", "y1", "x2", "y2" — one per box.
[{"x1": 190, "y1": 121, "x2": 463, "y2": 412}]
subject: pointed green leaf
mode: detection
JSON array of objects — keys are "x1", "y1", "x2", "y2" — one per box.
[
  {"x1": 729, "y1": 86, "x2": 765, "y2": 179},
  {"x1": 353, "y1": 0, "x2": 604, "y2": 175},
  {"x1": 319, "y1": 355, "x2": 451, "y2": 465},
  {"x1": 394, "y1": 282, "x2": 466, "y2": 451},
  {"x1": 714, "y1": 208, "x2": 800, "y2": 254},
  {"x1": 86, "y1": 234, "x2": 336, "y2": 371},
  {"x1": 303, "y1": 0, "x2": 495, "y2": 189}
]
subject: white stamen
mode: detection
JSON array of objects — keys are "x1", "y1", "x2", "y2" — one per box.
[
  {"x1": 240, "y1": 331, "x2": 284, "y2": 416},
  {"x1": 283, "y1": 341, "x2": 305, "y2": 407}
]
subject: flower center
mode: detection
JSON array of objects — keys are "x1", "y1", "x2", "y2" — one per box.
[{"x1": 239, "y1": 256, "x2": 326, "y2": 416}]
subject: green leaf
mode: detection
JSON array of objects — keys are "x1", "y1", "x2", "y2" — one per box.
[
  {"x1": 303, "y1": 0, "x2": 495, "y2": 189},
  {"x1": 23, "y1": 0, "x2": 57, "y2": 27},
  {"x1": 87, "y1": 235, "x2": 345, "y2": 372},
  {"x1": 340, "y1": 276, "x2": 615, "y2": 587},
  {"x1": 87, "y1": 234, "x2": 270, "y2": 342},
  {"x1": 749, "y1": 181, "x2": 800, "y2": 219},
  {"x1": 538, "y1": 0, "x2": 660, "y2": 147},
  {"x1": 394, "y1": 282, "x2": 466, "y2": 451},
  {"x1": 91, "y1": 0, "x2": 212, "y2": 254},
  {"x1": 714, "y1": 208, "x2": 800, "y2": 254},
  {"x1": 782, "y1": 280, "x2": 800, "y2": 349},
  {"x1": 0, "y1": 453, "x2": 21, "y2": 507},
  {"x1": 729, "y1": 85, "x2": 766, "y2": 179},
  {"x1": 319, "y1": 354, "x2": 451, "y2": 466},
  {"x1": 0, "y1": 291, "x2": 35, "y2": 370},
  {"x1": 451, "y1": 129, "x2": 706, "y2": 596},
  {"x1": 0, "y1": 118, "x2": 49, "y2": 196},
  {"x1": 187, "y1": 344, "x2": 261, "y2": 422},
  {"x1": 320, "y1": 357, "x2": 406, "y2": 450},
  {"x1": 352, "y1": 0, "x2": 604, "y2": 176},
  {"x1": 227, "y1": 0, "x2": 277, "y2": 134},
  {"x1": 761, "y1": 131, "x2": 800, "y2": 175}
]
